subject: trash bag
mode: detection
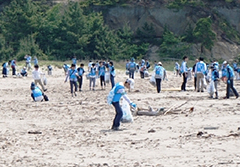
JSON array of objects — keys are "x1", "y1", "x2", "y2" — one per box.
[
  {"x1": 208, "y1": 80, "x2": 215, "y2": 95},
  {"x1": 126, "y1": 70, "x2": 129, "y2": 75},
  {"x1": 43, "y1": 76, "x2": 47, "y2": 85},
  {"x1": 149, "y1": 72, "x2": 156, "y2": 87},
  {"x1": 144, "y1": 71, "x2": 149, "y2": 77},
  {"x1": 105, "y1": 72, "x2": 110, "y2": 83},
  {"x1": 203, "y1": 76, "x2": 207, "y2": 89},
  {"x1": 86, "y1": 73, "x2": 90, "y2": 80},
  {"x1": 121, "y1": 99, "x2": 133, "y2": 123}
]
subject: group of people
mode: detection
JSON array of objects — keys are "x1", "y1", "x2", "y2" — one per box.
[
  {"x1": 179, "y1": 56, "x2": 239, "y2": 99},
  {"x1": 2, "y1": 55, "x2": 240, "y2": 131},
  {"x1": 64, "y1": 59, "x2": 116, "y2": 97},
  {"x1": 1, "y1": 55, "x2": 53, "y2": 78}
]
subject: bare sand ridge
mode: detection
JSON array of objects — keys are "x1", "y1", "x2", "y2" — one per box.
[{"x1": 0, "y1": 67, "x2": 240, "y2": 166}]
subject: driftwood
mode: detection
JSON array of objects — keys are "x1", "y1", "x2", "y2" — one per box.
[
  {"x1": 132, "y1": 101, "x2": 193, "y2": 116},
  {"x1": 164, "y1": 101, "x2": 188, "y2": 115}
]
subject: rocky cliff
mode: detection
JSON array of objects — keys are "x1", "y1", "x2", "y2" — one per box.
[{"x1": 96, "y1": 1, "x2": 240, "y2": 60}]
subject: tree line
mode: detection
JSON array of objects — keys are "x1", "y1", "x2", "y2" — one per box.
[{"x1": 0, "y1": 0, "x2": 220, "y2": 62}]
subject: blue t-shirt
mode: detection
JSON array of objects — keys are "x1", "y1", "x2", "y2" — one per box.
[
  {"x1": 98, "y1": 66, "x2": 106, "y2": 76},
  {"x1": 32, "y1": 87, "x2": 43, "y2": 98},
  {"x1": 77, "y1": 67, "x2": 85, "y2": 76}
]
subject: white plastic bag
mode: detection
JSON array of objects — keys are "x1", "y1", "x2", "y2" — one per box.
[
  {"x1": 208, "y1": 80, "x2": 216, "y2": 95},
  {"x1": 149, "y1": 72, "x2": 156, "y2": 87},
  {"x1": 125, "y1": 70, "x2": 129, "y2": 75},
  {"x1": 121, "y1": 99, "x2": 133, "y2": 123},
  {"x1": 105, "y1": 72, "x2": 110, "y2": 83},
  {"x1": 203, "y1": 76, "x2": 207, "y2": 89},
  {"x1": 144, "y1": 71, "x2": 149, "y2": 77}
]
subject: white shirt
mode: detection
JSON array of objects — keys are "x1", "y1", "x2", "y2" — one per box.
[{"x1": 32, "y1": 70, "x2": 43, "y2": 80}]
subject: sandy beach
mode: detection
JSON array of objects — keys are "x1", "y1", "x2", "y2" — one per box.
[{"x1": 0, "y1": 67, "x2": 240, "y2": 167}]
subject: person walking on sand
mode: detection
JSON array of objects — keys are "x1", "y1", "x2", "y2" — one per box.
[
  {"x1": 72, "y1": 56, "x2": 77, "y2": 66},
  {"x1": 89, "y1": 63, "x2": 97, "y2": 91},
  {"x1": 109, "y1": 61, "x2": 116, "y2": 88},
  {"x1": 192, "y1": 59, "x2": 199, "y2": 91},
  {"x1": 195, "y1": 57, "x2": 207, "y2": 92},
  {"x1": 65, "y1": 64, "x2": 78, "y2": 97},
  {"x1": 34, "y1": 56, "x2": 38, "y2": 66},
  {"x1": 107, "y1": 80, "x2": 137, "y2": 131},
  {"x1": 221, "y1": 61, "x2": 239, "y2": 99},
  {"x1": 77, "y1": 64, "x2": 85, "y2": 91},
  {"x1": 11, "y1": 59, "x2": 17, "y2": 76},
  {"x1": 154, "y1": 62, "x2": 164, "y2": 93},
  {"x1": 2, "y1": 61, "x2": 10, "y2": 78},
  {"x1": 210, "y1": 65, "x2": 219, "y2": 99},
  {"x1": 180, "y1": 56, "x2": 188, "y2": 91},
  {"x1": 129, "y1": 58, "x2": 137, "y2": 79},
  {"x1": 32, "y1": 64, "x2": 47, "y2": 92},
  {"x1": 25, "y1": 54, "x2": 32, "y2": 71},
  {"x1": 98, "y1": 61, "x2": 106, "y2": 90}
]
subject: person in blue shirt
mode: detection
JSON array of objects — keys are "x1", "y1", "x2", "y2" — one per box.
[
  {"x1": 2, "y1": 61, "x2": 10, "y2": 78},
  {"x1": 20, "y1": 67, "x2": 28, "y2": 77},
  {"x1": 65, "y1": 64, "x2": 78, "y2": 97},
  {"x1": 233, "y1": 60, "x2": 238, "y2": 71},
  {"x1": 210, "y1": 65, "x2": 219, "y2": 99},
  {"x1": 126, "y1": 60, "x2": 130, "y2": 71},
  {"x1": 72, "y1": 56, "x2": 77, "y2": 65},
  {"x1": 109, "y1": 61, "x2": 116, "y2": 88},
  {"x1": 146, "y1": 59, "x2": 150, "y2": 69},
  {"x1": 221, "y1": 61, "x2": 239, "y2": 99},
  {"x1": 77, "y1": 64, "x2": 85, "y2": 91},
  {"x1": 98, "y1": 62, "x2": 106, "y2": 90},
  {"x1": 154, "y1": 62, "x2": 164, "y2": 93},
  {"x1": 128, "y1": 58, "x2": 137, "y2": 79},
  {"x1": 25, "y1": 54, "x2": 32, "y2": 71},
  {"x1": 89, "y1": 63, "x2": 97, "y2": 91},
  {"x1": 194, "y1": 57, "x2": 207, "y2": 92},
  {"x1": 109, "y1": 80, "x2": 136, "y2": 130},
  {"x1": 180, "y1": 56, "x2": 188, "y2": 91},
  {"x1": 30, "y1": 82, "x2": 44, "y2": 102},
  {"x1": 11, "y1": 59, "x2": 17, "y2": 76},
  {"x1": 63, "y1": 64, "x2": 70, "y2": 75},
  {"x1": 34, "y1": 57, "x2": 38, "y2": 66}
]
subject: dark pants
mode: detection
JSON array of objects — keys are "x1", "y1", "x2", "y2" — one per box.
[
  {"x1": 100, "y1": 75, "x2": 105, "y2": 87},
  {"x1": 194, "y1": 76, "x2": 197, "y2": 90},
  {"x1": 2, "y1": 68, "x2": 7, "y2": 75},
  {"x1": 112, "y1": 101, "x2": 123, "y2": 128},
  {"x1": 140, "y1": 71, "x2": 144, "y2": 78},
  {"x1": 129, "y1": 70, "x2": 135, "y2": 79},
  {"x1": 70, "y1": 81, "x2": 77, "y2": 93},
  {"x1": 110, "y1": 74, "x2": 115, "y2": 88},
  {"x1": 21, "y1": 72, "x2": 27, "y2": 77},
  {"x1": 226, "y1": 79, "x2": 239, "y2": 98},
  {"x1": 181, "y1": 73, "x2": 187, "y2": 91},
  {"x1": 156, "y1": 78, "x2": 162, "y2": 93},
  {"x1": 12, "y1": 67, "x2": 16, "y2": 75},
  {"x1": 77, "y1": 76, "x2": 83, "y2": 90}
]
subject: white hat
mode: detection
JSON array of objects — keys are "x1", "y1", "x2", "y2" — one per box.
[
  {"x1": 158, "y1": 62, "x2": 162, "y2": 65},
  {"x1": 223, "y1": 61, "x2": 227, "y2": 64}
]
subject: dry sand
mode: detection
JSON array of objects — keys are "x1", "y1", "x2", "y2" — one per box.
[{"x1": 0, "y1": 67, "x2": 240, "y2": 167}]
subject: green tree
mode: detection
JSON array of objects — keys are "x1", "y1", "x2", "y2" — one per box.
[
  {"x1": 0, "y1": 0, "x2": 42, "y2": 53},
  {"x1": 159, "y1": 27, "x2": 190, "y2": 59},
  {"x1": 193, "y1": 17, "x2": 216, "y2": 53},
  {"x1": 16, "y1": 35, "x2": 45, "y2": 61}
]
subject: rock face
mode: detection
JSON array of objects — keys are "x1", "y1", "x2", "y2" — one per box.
[{"x1": 101, "y1": 4, "x2": 240, "y2": 60}]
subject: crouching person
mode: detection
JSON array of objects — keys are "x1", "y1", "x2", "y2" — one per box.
[
  {"x1": 30, "y1": 82, "x2": 44, "y2": 102},
  {"x1": 107, "y1": 81, "x2": 137, "y2": 131}
]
